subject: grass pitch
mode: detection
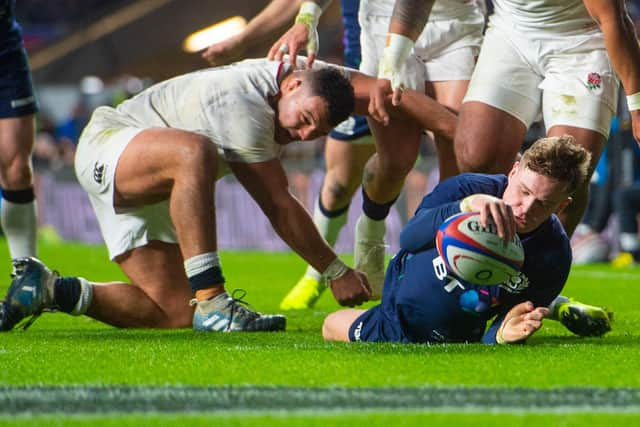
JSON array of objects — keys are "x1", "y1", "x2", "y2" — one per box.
[{"x1": 0, "y1": 239, "x2": 639, "y2": 425}]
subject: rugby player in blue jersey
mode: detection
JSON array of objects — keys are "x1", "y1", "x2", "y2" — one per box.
[
  {"x1": 0, "y1": 0, "x2": 39, "y2": 268},
  {"x1": 323, "y1": 135, "x2": 612, "y2": 344}
]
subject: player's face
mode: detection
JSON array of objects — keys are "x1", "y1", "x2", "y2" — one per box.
[
  {"x1": 503, "y1": 163, "x2": 572, "y2": 233},
  {"x1": 277, "y1": 78, "x2": 332, "y2": 141}
]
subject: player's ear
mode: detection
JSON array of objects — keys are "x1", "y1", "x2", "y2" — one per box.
[
  {"x1": 285, "y1": 72, "x2": 304, "y2": 92},
  {"x1": 555, "y1": 196, "x2": 573, "y2": 214},
  {"x1": 508, "y1": 161, "x2": 520, "y2": 179}
]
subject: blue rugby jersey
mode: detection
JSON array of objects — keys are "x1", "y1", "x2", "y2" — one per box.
[
  {"x1": 0, "y1": 0, "x2": 22, "y2": 54},
  {"x1": 381, "y1": 173, "x2": 571, "y2": 344}
]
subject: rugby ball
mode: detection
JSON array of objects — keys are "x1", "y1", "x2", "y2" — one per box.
[{"x1": 436, "y1": 212, "x2": 524, "y2": 285}]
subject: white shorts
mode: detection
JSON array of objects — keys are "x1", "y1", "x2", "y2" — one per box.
[
  {"x1": 75, "y1": 112, "x2": 178, "y2": 260},
  {"x1": 464, "y1": 22, "x2": 619, "y2": 138},
  {"x1": 358, "y1": 10, "x2": 483, "y2": 84}
]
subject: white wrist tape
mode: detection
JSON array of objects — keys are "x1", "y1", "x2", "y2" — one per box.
[
  {"x1": 295, "y1": 2, "x2": 322, "y2": 55},
  {"x1": 297, "y1": 1, "x2": 322, "y2": 25},
  {"x1": 627, "y1": 92, "x2": 640, "y2": 111},
  {"x1": 323, "y1": 257, "x2": 350, "y2": 281},
  {"x1": 378, "y1": 33, "x2": 414, "y2": 82}
]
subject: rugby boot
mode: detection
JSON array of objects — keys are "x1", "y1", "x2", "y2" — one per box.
[{"x1": 192, "y1": 289, "x2": 286, "y2": 332}]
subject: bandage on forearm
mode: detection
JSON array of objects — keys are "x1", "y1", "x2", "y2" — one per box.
[
  {"x1": 627, "y1": 92, "x2": 640, "y2": 111},
  {"x1": 323, "y1": 257, "x2": 349, "y2": 281},
  {"x1": 295, "y1": 2, "x2": 322, "y2": 27},
  {"x1": 377, "y1": 33, "x2": 414, "y2": 82}
]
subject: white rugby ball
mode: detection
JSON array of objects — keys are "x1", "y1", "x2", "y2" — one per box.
[{"x1": 436, "y1": 212, "x2": 524, "y2": 285}]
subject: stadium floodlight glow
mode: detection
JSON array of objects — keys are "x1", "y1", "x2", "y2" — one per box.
[{"x1": 182, "y1": 16, "x2": 247, "y2": 53}]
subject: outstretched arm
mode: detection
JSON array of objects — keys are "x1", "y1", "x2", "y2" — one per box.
[
  {"x1": 347, "y1": 68, "x2": 457, "y2": 140},
  {"x1": 229, "y1": 159, "x2": 371, "y2": 306},
  {"x1": 483, "y1": 302, "x2": 549, "y2": 344},
  {"x1": 202, "y1": 0, "x2": 304, "y2": 65},
  {"x1": 583, "y1": 0, "x2": 640, "y2": 143}
]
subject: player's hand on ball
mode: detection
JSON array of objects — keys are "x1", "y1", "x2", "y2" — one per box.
[
  {"x1": 328, "y1": 268, "x2": 372, "y2": 307},
  {"x1": 463, "y1": 194, "x2": 517, "y2": 244},
  {"x1": 498, "y1": 301, "x2": 549, "y2": 344}
]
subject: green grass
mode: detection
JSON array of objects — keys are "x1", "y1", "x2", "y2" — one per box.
[
  {"x1": 3, "y1": 413, "x2": 640, "y2": 427},
  {"x1": 0, "y1": 239, "x2": 639, "y2": 424}
]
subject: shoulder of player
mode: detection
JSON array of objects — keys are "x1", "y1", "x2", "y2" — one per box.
[{"x1": 447, "y1": 172, "x2": 506, "y2": 196}]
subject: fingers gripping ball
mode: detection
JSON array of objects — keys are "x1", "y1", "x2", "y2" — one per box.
[{"x1": 436, "y1": 212, "x2": 524, "y2": 285}]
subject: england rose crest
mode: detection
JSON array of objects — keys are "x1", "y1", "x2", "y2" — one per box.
[{"x1": 586, "y1": 72, "x2": 602, "y2": 90}]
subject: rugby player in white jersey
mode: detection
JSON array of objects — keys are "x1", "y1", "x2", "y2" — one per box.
[
  {"x1": 0, "y1": 56, "x2": 457, "y2": 333},
  {"x1": 1, "y1": 58, "x2": 369, "y2": 332},
  {"x1": 270, "y1": 0, "x2": 484, "y2": 299}
]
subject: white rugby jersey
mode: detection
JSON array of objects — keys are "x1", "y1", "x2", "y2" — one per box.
[
  {"x1": 92, "y1": 58, "x2": 344, "y2": 165},
  {"x1": 491, "y1": 0, "x2": 599, "y2": 34},
  {"x1": 360, "y1": 0, "x2": 484, "y2": 22}
]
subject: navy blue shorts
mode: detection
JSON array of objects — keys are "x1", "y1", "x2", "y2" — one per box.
[
  {"x1": 348, "y1": 255, "x2": 411, "y2": 343},
  {"x1": 0, "y1": 47, "x2": 39, "y2": 118},
  {"x1": 348, "y1": 250, "x2": 487, "y2": 344},
  {"x1": 329, "y1": 114, "x2": 371, "y2": 141}
]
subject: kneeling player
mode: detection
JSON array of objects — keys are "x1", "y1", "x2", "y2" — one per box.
[{"x1": 323, "y1": 135, "x2": 614, "y2": 344}]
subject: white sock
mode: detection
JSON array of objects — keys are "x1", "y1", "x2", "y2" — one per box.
[
  {"x1": 70, "y1": 277, "x2": 94, "y2": 316},
  {"x1": 355, "y1": 213, "x2": 386, "y2": 242},
  {"x1": 1, "y1": 199, "x2": 37, "y2": 259},
  {"x1": 619, "y1": 233, "x2": 640, "y2": 252},
  {"x1": 304, "y1": 200, "x2": 348, "y2": 280},
  {"x1": 184, "y1": 252, "x2": 220, "y2": 276}
]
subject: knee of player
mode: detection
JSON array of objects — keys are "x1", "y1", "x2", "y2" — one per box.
[
  {"x1": 322, "y1": 314, "x2": 338, "y2": 341},
  {"x1": 324, "y1": 180, "x2": 352, "y2": 204},
  {"x1": 0, "y1": 162, "x2": 33, "y2": 188},
  {"x1": 321, "y1": 318, "x2": 333, "y2": 341},
  {"x1": 177, "y1": 136, "x2": 218, "y2": 174}
]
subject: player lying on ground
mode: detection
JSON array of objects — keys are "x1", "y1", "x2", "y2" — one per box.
[
  {"x1": 0, "y1": 56, "x2": 455, "y2": 333},
  {"x1": 323, "y1": 135, "x2": 613, "y2": 344}
]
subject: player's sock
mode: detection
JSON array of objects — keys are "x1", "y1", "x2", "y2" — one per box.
[
  {"x1": 354, "y1": 189, "x2": 393, "y2": 299},
  {"x1": 53, "y1": 277, "x2": 93, "y2": 315},
  {"x1": 547, "y1": 295, "x2": 569, "y2": 321},
  {"x1": 361, "y1": 188, "x2": 397, "y2": 221},
  {"x1": 1, "y1": 188, "x2": 37, "y2": 259},
  {"x1": 184, "y1": 252, "x2": 225, "y2": 301},
  {"x1": 620, "y1": 233, "x2": 640, "y2": 261}
]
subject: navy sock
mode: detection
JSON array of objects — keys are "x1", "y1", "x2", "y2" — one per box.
[
  {"x1": 1, "y1": 187, "x2": 35, "y2": 204},
  {"x1": 318, "y1": 196, "x2": 349, "y2": 218},
  {"x1": 53, "y1": 277, "x2": 81, "y2": 313},
  {"x1": 362, "y1": 188, "x2": 397, "y2": 221},
  {"x1": 189, "y1": 266, "x2": 225, "y2": 293}
]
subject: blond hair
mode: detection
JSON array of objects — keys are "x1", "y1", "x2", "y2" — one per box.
[{"x1": 519, "y1": 135, "x2": 592, "y2": 195}]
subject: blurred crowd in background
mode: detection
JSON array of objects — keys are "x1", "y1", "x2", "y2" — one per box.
[{"x1": 11, "y1": 0, "x2": 640, "y2": 265}]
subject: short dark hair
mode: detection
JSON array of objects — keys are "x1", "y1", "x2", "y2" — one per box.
[
  {"x1": 307, "y1": 67, "x2": 355, "y2": 127},
  {"x1": 520, "y1": 134, "x2": 592, "y2": 195}
]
